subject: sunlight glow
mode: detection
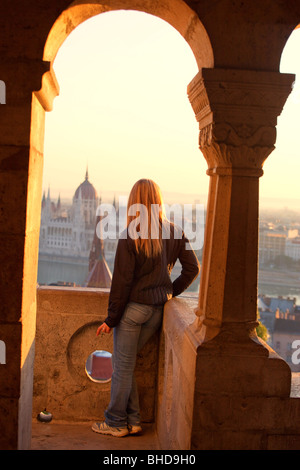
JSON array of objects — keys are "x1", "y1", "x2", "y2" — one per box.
[{"x1": 43, "y1": 11, "x2": 300, "y2": 209}]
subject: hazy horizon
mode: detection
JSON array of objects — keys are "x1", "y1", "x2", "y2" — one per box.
[{"x1": 49, "y1": 185, "x2": 300, "y2": 215}]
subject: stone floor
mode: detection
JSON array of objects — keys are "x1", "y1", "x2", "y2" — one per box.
[
  {"x1": 30, "y1": 373, "x2": 300, "y2": 451},
  {"x1": 31, "y1": 421, "x2": 160, "y2": 450}
]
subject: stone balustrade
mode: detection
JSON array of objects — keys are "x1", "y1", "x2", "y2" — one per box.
[
  {"x1": 34, "y1": 286, "x2": 161, "y2": 424},
  {"x1": 21, "y1": 286, "x2": 300, "y2": 449},
  {"x1": 33, "y1": 286, "x2": 200, "y2": 448}
]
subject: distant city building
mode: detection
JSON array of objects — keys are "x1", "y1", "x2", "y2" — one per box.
[
  {"x1": 259, "y1": 225, "x2": 300, "y2": 265},
  {"x1": 38, "y1": 169, "x2": 118, "y2": 286},
  {"x1": 40, "y1": 169, "x2": 98, "y2": 258},
  {"x1": 38, "y1": 171, "x2": 203, "y2": 290},
  {"x1": 286, "y1": 237, "x2": 300, "y2": 261},
  {"x1": 259, "y1": 229, "x2": 286, "y2": 265},
  {"x1": 272, "y1": 318, "x2": 300, "y2": 372},
  {"x1": 258, "y1": 294, "x2": 300, "y2": 372}
]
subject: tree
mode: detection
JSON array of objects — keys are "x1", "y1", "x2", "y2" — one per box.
[{"x1": 256, "y1": 311, "x2": 269, "y2": 342}]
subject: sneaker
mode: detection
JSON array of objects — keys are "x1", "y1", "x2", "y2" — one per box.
[
  {"x1": 128, "y1": 424, "x2": 142, "y2": 435},
  {"x1": 92, "y1": 421, "x2": 129, "y2": 437}
]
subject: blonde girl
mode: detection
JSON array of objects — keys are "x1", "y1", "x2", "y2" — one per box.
[{"x1": 93, "y1": 179, "x2": 199, "y2": 437}]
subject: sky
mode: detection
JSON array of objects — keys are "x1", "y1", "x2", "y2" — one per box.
[{"x1": 43, "y1": 11, "x2": 300, "y2": 209}]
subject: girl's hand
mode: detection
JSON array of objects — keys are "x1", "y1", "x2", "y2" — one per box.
[{"x1": 96, "y1": 323, "x2": 111, "y2": 335}]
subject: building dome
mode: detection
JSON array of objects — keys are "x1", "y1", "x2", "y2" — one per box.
[{"x1": 74, "y1": 169, "x2": 97, "y2": 201}]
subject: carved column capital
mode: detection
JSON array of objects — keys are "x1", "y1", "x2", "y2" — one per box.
[{"x1": 188, "y1": 68, "x2": 295, "y2": 173}]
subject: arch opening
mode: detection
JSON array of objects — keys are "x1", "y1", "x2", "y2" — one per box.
[
  {"x1": 31, "y1": 1, "x2": 212, "y2": 433},
  {"x1": 258, "y1": 26, "x2": 300, "y2": 372},
  {"x1": 38, "y1": 9, "x2": 208, "y2": 288},
  {"x1": 43, "y1": 0, "x2": 213, "y2": 70}
]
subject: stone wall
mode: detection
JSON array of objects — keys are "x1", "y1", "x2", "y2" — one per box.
[
  {"x1": 20, "y1": 288, "x2": 300, "y2": 450},
  {"x1": 33, "y1": 286, "x2": 159, "y2": 423},
  {"x1": 156, "y1": 297, "x2": 300, "y2": 450},
  {"x1": 33, "y1": 287, "x2": 202, "y2": 448},
  {"x1": 156, "y1": 295, "x2": 199, "y2": 450}
]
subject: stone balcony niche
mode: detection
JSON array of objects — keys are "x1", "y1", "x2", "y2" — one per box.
[
  {"x1": 1, "y1": 0, "x2": 300, "y2": 452},
  {"x1": 33, "y1": 286, "x2": 159, "y2": 424},
  {"x1": 33, "y1": 286, "x2": 203, "y2": 449},
  {"x1": 33, "y1": 286, "x2": 300, "y2": 450}
]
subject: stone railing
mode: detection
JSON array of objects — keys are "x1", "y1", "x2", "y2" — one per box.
[
  {"x1": 33, "y1": 286, "x2": 164, "y2": 423},
  {"x1": 33, "y1": 286, "x2": 300, "y2": 449},
  {"x1": 156, "y1": 294, "x2": 200, "y2": 449},
  {"x1": 33, "y1": 286, "x2": 199, "y2": 447}
]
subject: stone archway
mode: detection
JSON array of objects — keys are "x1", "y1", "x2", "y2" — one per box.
[
  {"x1": 35, "y1": 0, "x2": 214, "y2": 113},
  {"x1": 2, "y1": 0, "x2": 300, "y2": 451},
  {"x1": 42, "y1": 0, "x2": 214, "y2": 68},
  {"x1": 23, "y1": 0, "x2": 214, "y2": 451}
]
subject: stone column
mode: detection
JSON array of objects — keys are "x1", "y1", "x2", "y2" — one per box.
[
  {"x1": 0, "y1": 59, "x2": 58, "y2": 449},
  {"x1": 186, "y1": 69, "x2": 295, "y2": 448},
  {"x1": 188, "y1": 68, "x2": 294, "y2": 342}
]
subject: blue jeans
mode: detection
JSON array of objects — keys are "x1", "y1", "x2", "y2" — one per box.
[{"x1": 104, "y1": 302, "x2": 163, "y2": 428}]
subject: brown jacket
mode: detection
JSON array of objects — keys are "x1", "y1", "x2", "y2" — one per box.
[{"x1": 104, "y1": 222, "x2": 200, "y2": 327}]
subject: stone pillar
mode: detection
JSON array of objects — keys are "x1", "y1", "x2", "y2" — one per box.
[
  {"x1": 188, "y1": 68, "x2": 294, "y2": 340},
  {"x1": 187, "y1": 68, "x2": 295, "y2": 449},
  {"x1": 0, "y1": 59, "x2": 58, "y2": 449}
]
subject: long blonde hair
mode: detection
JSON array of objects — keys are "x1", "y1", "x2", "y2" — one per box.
[{"x1": 127, "y1": 179, "x2": 166, "y2": 258}]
